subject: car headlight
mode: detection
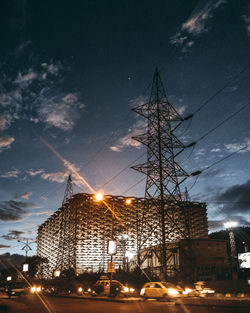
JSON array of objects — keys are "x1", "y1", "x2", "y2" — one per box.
[
  {"x1": 129, "y1": 288, "x2": 135, "y2": 292},
  {"x1": 201, "y1": 289, "x2": 215, "y2": 294},
  {"x1": 36, "y1": 286, "x2": 41, "y2": 292},
  {"x1": 78, "y1": 287, "x2": 83, "y2": 293},
  {"x1": 87, "y1": 288, "x2": 91, "y2": 292},
  {"x1": 168, "y1": 288, "x2": 179, "y2": 296},
  {"x1": 140, "y1": 288, "x2": 145, "y2": 296},
  {"x1": 124, "y1": 286, "x2": 129, "y2": 292},
  {"x1": 31, "y1": 286, "x2": 36, "y2": 293}
]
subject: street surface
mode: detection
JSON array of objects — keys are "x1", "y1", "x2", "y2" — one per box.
[{"x1": 1, "y1": 295, "x2": 250, "y2": 313}]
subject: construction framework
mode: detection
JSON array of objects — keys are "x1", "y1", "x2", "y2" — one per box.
[{"x1": 37, "y1": 193, "x2": 208, "y2": 278}]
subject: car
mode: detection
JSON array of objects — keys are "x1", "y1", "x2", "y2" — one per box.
[
  {"x1": 92, "y1": 279, "x2": 135, "y2": 297},
  {"x1": 5, "y1": 282, "x2": 29, "y2": 298},
  {"x1": 194, "y1": 281, "x2": 215, "y2": 297},
  {"x1": 140, "y1": 282, "x2": 181, "y2": 299},
  {"x1": 30, "y1": 285, "x2": 42, "y2": 294}
]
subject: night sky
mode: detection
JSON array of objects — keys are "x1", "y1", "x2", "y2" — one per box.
[{"x1": 0, "y1": 0, "x2": 250, "y2": 256}]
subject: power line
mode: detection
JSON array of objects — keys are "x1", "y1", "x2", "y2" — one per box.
[
  {"x1": 122, "y1": 176, "x2": 146, "y2": 195},
  {"x1": 195, "y1": 101, "x2": 250, "y2": 144},
  {"x1": 101, "y1": 152, "x2": 146, "y2": 188},
  {"x1": 191, "y1": 63, "x2": 250, "y2": 116},
  {"x1": 190, "y1": 143, "x2": 250, "y2": 177}
]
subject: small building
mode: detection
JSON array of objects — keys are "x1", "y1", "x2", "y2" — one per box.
[{"x1": 132, "y1": 238, "x2": 229, "y2": 281}]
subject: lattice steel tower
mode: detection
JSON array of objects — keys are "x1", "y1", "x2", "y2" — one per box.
[
  {"x1": 131, "y1": 68, "x2": 189, "y2": 275},
  {"x1": 56, "y1": 174, "x2": 76, "y2": 272},
  {"x1": 62, "y1": 174, "x2": 73, "y2": 205}
]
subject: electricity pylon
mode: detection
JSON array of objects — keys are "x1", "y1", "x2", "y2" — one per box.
[{"x1": 131, "y1": 68, "x2": 189, "y2": 276}]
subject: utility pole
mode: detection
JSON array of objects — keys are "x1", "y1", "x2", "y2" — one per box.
[
  {"x1": 131, "y1": 68, "x2": 189, "y2": 278},
  {"x1": 18, "y1": 239, "x2": 35, "y2": 259}
]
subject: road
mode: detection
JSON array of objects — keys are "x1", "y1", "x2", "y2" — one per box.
[{"x1": 0, "y1": 295, "x2": 250, "y2": 313}]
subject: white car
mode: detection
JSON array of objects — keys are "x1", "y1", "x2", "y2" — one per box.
[{"x1": 140, "y1": 282, "x2": 181, "y2": 299}]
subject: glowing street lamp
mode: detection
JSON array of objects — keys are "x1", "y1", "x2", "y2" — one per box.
[
  {"x1": 54, "y1": 270, "x2": 61, "y2": 277},
  {"x1": 95, "y1": 193, "x2": 103, "y2": 201},
  {"x1": 125, "y1": 198, "x2": 132, "y2": 205},
  {"x1": 125, "y1": 251, "x2": 134, "y2": 261}
]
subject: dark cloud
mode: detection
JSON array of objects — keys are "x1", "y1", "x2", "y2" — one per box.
[
  {"x1": 2, "y1": 230, "x2": 25, "y2": 241},
  {"x1": 0, "y1": 200, "x2": 35, "y2": 221},
  {"x1": 0, "y1": 244, "x2": 11, "y2": 248},
  {"x1": 216, "y1": 180, "x2": 250, "y2": 214}
]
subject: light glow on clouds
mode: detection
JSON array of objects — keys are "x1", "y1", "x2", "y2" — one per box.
[
  {"x1": 18, "y1": 192, "x2": 32, "y2": 200},
  {"x1": 0, "y1": 59, "x2": 85, "y2": 133},
  {"x1": 0, "y1": 136, "x2": 15, "y2": 152},
  {"x1": 1, "y1": 170, "x2": 20, "y2": 178},
  {"x1": 41, "y1": 171, "x2": 69, "y2": 183},
  {"x1": 224, "y1": 137, "x2": 250, "y2": 153},
  {"x1": 27, "y1": 169, "x2": 44, "y2": 176},
  {"x1": 110, "y1": 119, "x2": 146, "y2": 152},
  {"x1": 170, "y1": 0, "x2": 227, "y2": 51}
]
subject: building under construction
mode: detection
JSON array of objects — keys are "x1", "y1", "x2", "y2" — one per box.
[
  {"x1": 37, "y1": 192, "x2": 208, "y2": 278},
  {"x1": 38, "y1": 68, "x2": 215, "y2": 279}
]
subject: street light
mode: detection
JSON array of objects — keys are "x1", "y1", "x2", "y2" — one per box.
[
  {"x1": 54, "y1": 270, "x2": 61, "y2": 277},
  {"x1": 125, "y1": 199, "x2": 132, "y2": 205},
  {"x1": 95, "y1": 193, "x2": 103, "y2": 201}
]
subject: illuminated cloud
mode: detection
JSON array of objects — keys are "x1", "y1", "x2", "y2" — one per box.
[
  {"x1": 37, "y1": 91, "x2": 85, "y2": 130},
  {"x1": 170, "y1": 0, "x2": 227, "y2": 51},
  {"x1": 1, "y1": 169, "x2": 20, "y2": 178},
  {"x1": 41, "y1": 171, "x2": 68, "y2": 183},
  {"x1": 15, "y1": 192, "x2": 32, "y2": 200},
  {"x1": 0, "y1": 114, "x2": 15, "y2": 152},
  {"x1": 14, "y1": 69, "x2": 38, "y2": 88},
  {"x1": 0, "y1": 135, "x2": 15, "y2": 152},
  {"x1": 110, "y1": 119, "x2": 146, "y2": 152},
  {"x1": 27, "y1": 169, "x2": 44, "y2": 176},
  {"x1": 0, "y1": 53, "x2": 84, "y2": 132},
  {"x1": 224, "y1": 137, "x2": 250, "y2": 153}
]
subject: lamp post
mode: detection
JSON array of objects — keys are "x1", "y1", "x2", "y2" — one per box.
[
  {"x1": 95, "y1": 193, "x2": 116, "y2": 296},
  {"x1": 95, "y1": 194, "x2": 132, "y2": 295}
]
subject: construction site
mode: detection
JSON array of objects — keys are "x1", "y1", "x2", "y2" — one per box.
[
  {"x1": 37, "y1": 192, "x2": 209, "y2": 278},
  {"x1": 37, "y1": 69, "x2": 229, "y2": 281}
]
